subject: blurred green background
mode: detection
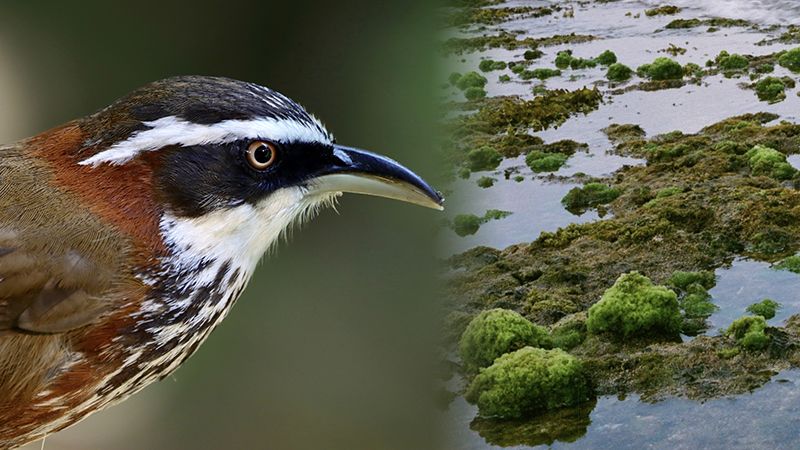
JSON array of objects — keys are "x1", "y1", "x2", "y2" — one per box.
[{"x1": 0, "y1": 1, "x2": 443, "y2": 449}]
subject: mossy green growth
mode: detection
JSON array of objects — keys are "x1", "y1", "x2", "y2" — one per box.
[
  {"x1": 561, "y1": 183, "x2": 621, "y2": 214},
  {"x1": 606, "y1": 63, "x2": 633, "y2": 82},
  {"x1": 550, "y1": 314, "x2": 586, "y2": 350},
  {"x1": 656, "y1": 186, "x2": 683, "y2": 198},
  {"x1": 479, "y1": 59, "x2": 508, "y2": 72},
  {"x1": 452, "y1": 214, "x2": 483, "y2": 237},
  {"x1": 638, "y1": 57, "x2": 683, "y2": 80},
  {"x1": 525, "y1": 151, "x2": 569, "y2": 173},
  {"x1": 775, "y1": 255, "x2": 800, "y2": 273},
  {"x1": 668, "y1": 271, "x2": 716, "y2": 290},
  {"x1": 510, "y1": 63, "x2": 526, "y2": 74},
  {"x1": 726, "y1": 315, "x2": 770, "y2": 351},
  {"x1": 555, "y1": 50, "x2": 573, "y2": 69},
  {"x1": 587, "y1": 272, "x2": 681, "y2": 339},
  {"x1": 716, "y1": 52, "x2": 749, "y2": 71},
  {"x1": 754, "y1": 77, "x2": 788, "y2": 103},
  {"x1": 778, "y1": 47, "x2": 800, "y2": 72},
  {"x1": 465, "y1": 347, "x2": 590, "y2": 418},
  {"x1": 524, "y1": 49, "x2": 544, "y2": 60},
  {"x1": 667, "y1": 271, "x2": 718, "y2": 335},
  {"x1": 448, "y1": 72, "x2": 462, "y2": 86},
  {"x1": 595, "y1": 50, "x2": 617, "y2": 66},
  {"x1": 456, "y1": 71, "x2": 488, "y2": 90},
  {"x1": 746, "y1": 299, "x2": 780, "y2": 320},
  {"x1": 450, "y1": 210, "x2": 512, "y2": 236},
  {"x1": 498, "y1": 74, "x2": 511, "y2": 83},
  {"x1": 467, "y1": 146, "x2": 503, "y2": 171},
  {"x1": 458, "y1": 309, "x2": 551, "y2": 373},
  {"x1": 745, "y1": 145, "x2": 797, "y2": 180},
  {"x1": 477, "y1": 176, "x2": 496, "y2": 188},
  {"x1": 755, "y1": 63, "x2": 775, "y2": 74},
  {"x1": 569, "y1": 57, "x2": 597, "y2": 70},
  {"x1": 464, "y1": 86, "x2": 487, "y2": 101},
  {"x1": 520, "y1": 68, "x2": 561, "y2": 80}
]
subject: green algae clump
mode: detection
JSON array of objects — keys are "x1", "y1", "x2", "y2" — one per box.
[
  {"x1": 561, "y1": 183, "x2": 620, "y2": 214},
  {"x1": 467, "y1": 146, "x2": 503, "y2": 171},
  {"x1": 726, "y1": 315, "x2": 770, "y2": 351},
  {"x1": 451, "y1": 209, "x2": 512, "y2": 237},
  {"x1": 465, "y1": 86, "x2": 487, "y2": 101},
  {"x1": 587, "y1": 272, "x2": 681, "y2": 339},
  {"x1": 638, "y1": 57, "x2": 683, "y2": 80},
  {"x1": 717, "y1": 52, "x2": 749, "y2": 71},
  {"x1": 452, "y1": 214, "x2": 483, "y2": 237},
  {"x1": 746, "y1": 299, "x2": 780, "y2": 320},
  {"x1": 465, "y1": 347, "x2": 590, "y2": 418},
  {"x1": 606, "y1": 63, "x2": 633, "y2": 82},
  {"x1": 595, "y1": 50, "x2": 618, "y2": 66},
  {"x1": 479, "y1": 59, "x2": 508, "y2": 72},
  {"x1": 457, "y1": 71, "x2": 488, "y2": 90},
  {"x1": 754, "y1": 77, "x2": 789, "y2": 103},
  {"x1": 778, "y1": 47, "x2": 800, "y2": 72},
  {"x1": 776, "y1": 255, "x2": 800, "y2": 273},
  {"x1": 477, "y1": 176, "x2": 496, "y2": 188},
  {"x1": 745, "y1": 145, "x2": 797, "y2": 180},
  {"x1": 520, "y1": 68, "x2": 561, "y2": 80},
  {"x1": 458, "y1": 309, "x2": 551, "y2": 373},
  {"x1": 525, "y1": 151, "x2": 568, "y2": 173}
]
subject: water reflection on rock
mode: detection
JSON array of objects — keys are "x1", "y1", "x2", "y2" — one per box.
[{"x1": 470, "y1": 399, "x2": 597, "y2": 448}]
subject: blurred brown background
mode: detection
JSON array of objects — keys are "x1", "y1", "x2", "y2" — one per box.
[{"x1": 0, "y1": 1, "x2": 443, "y2": 449}]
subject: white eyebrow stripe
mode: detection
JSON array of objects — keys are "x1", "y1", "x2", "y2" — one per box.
[{"x1": 78, "y1": 115, "x2": 332, "y2": 167}]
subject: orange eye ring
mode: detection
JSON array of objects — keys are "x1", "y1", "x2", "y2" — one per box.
[{"x1": 246, "y1": 141, "x2": 278, "y2": 170}]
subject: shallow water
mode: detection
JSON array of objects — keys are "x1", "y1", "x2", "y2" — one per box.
[
  {"x1": 445, "y1": 0, "x2": 800, "y2": 448},
  {"x1": 448, "y1": 369, "x2": 800, "y2": 450},
  {"x1": 708, "y1": 259, "x2": 800, "y2": 333}
]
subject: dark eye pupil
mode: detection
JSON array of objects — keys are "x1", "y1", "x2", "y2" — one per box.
[{"x1": 254, "y1": 145, "x2": 271, "y2": 163}]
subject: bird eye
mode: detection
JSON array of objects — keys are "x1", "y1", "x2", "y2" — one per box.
[{"x1": 246, "y1": 141, "x2": 278, "y2": 170}]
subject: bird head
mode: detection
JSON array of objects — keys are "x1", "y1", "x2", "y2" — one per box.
[{"x1": 33, "y1": 76, "x2": 442, "y2": 274}]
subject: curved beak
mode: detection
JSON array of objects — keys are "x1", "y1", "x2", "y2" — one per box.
[{"x1": 308, "y1": 145, "x2": 444, "y2": 210}]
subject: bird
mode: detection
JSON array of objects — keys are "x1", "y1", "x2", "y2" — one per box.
[{"x1": 0, "y1": 75, "x2": 443, "y2": 449}]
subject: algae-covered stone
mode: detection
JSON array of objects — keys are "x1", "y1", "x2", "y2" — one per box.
[
  {"x1": 587, "y1": 272, "x2": 681, "y2": 339},
  {"x1": 745, "y1": 144, "x2": 796, "y2": 180},
  {"x1": 746, "y1": 299, "x2": 780, "y2": 320},
  {"x1": 467, "y1": 146, "x2": 503, "y2": 171},
  {"x1": 457, "y1": 71, "x2": 489, "y2": 90},
  {"x1": 498, "y1": 74, "x2": 511, "y2": 83},
  {"x1": 525, "y1": 151, "x2": 569, "y2": 172},
  {"x1": 465, "y1": 86, "x2": 487, "y2": 101},
  {"x1": 465, "y1": 347, "x2": 590, "y2": 418},
  {"x1": 595, "y1": 50, "x2": 617, "y2": 66},
  {"x1": 561, "y1": 183, "x2": 621, "y2": 214},
  {"x1": 606, "y1": 63, "x2": 633, "y2": 82},
  {"x1": 638, "y1": 57, "x2": 683, "y2": 80},
  {"x1": 458, "y1": 308, "x2": 551, "y2": 372},
  {"x1": 778, "y1": 47, "x2": 800, "y2": 72},
  {"x1": 726, "y1": 315, "x2": 770, "y2": 350}
]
